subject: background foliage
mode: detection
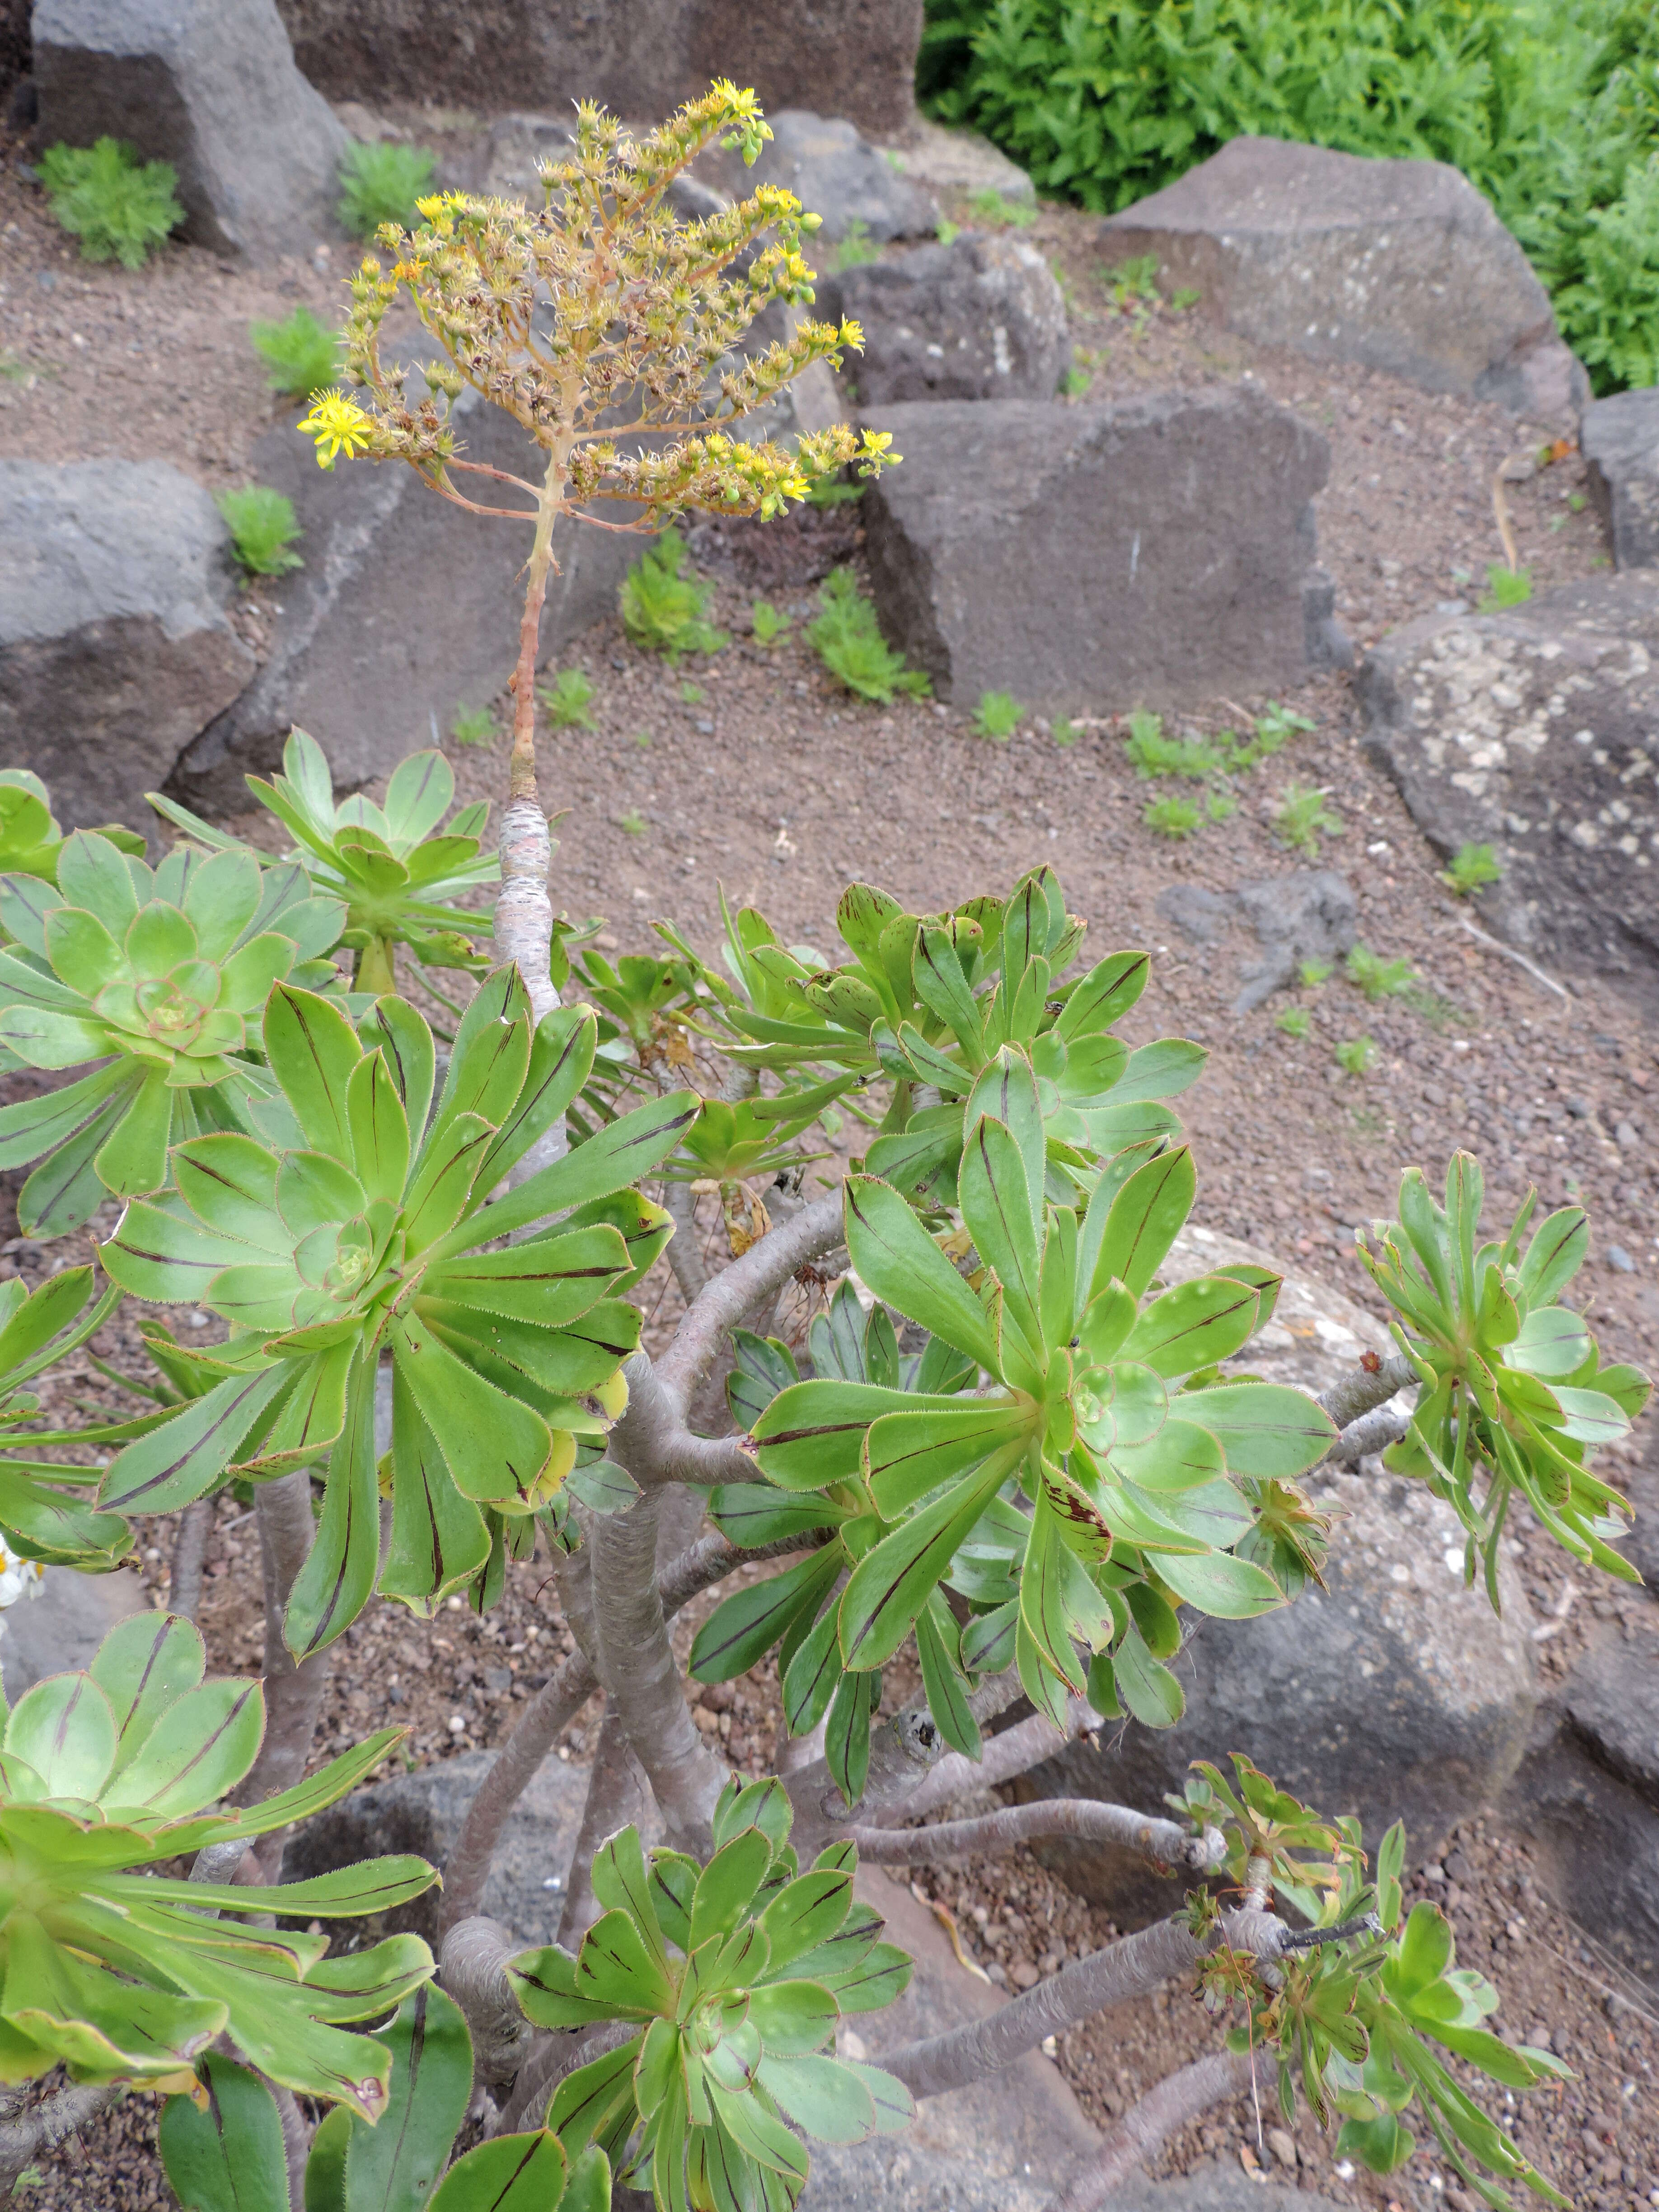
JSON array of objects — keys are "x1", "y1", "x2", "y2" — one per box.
[{"x1": 919, "y1": 0, "x2": 1659, "y2": 393}]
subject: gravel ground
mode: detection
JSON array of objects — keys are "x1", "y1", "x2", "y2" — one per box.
[{"x1": 3, "y1": 107, "x2": 1656, "y2": 2212}]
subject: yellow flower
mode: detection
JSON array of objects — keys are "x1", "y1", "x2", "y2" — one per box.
[
  {"x1": 839, "y1": 317, "x2": 867, "y2": 353},
  {"x1": 298, "y1": 388, "x2": 376, "y2": 470}
]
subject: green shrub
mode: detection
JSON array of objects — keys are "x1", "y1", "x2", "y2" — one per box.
[
  {"x1": 1480, "y1": 564, "x2": 1533, "y2": 612},
  {"x1": 337, "y1": 140, "x2": 437, "y2": 238},
  {"x1": 450, "y1": 703, "x2": 496, "y2": 745},
  {"x1": 1346, "y1": 944, "x2": 1415, "y2": 1001},
  {"x1": 806, "y1": 568, "x2": 931, "y2": 704},
  {"x1": 920, "y1": 0, "x2": 1659, "y2": 394},
  {"x1": 1443, "y1": 842, "x2": 1503, "y2": 896},
  {"x1": 539, "y1": 668, "x2": 598, "y2": 729},
  {"x1": 620, "y1": 530, "x2": 727, "y2": 660},
  {"x1": 1274, "y1": 781, "x2": 1343, "y2": 857},
  {"x1": 216, "y1": 486, "x2": 303, "y2": 579},
  {"x1": 1143, "y1": 794, "x2": 1200, "y2": 839},
  {"x1": 974, "y1": 689, "x2": 1024, "y2": 740},
  {"x1": 249, "y1": 306, "x2": 337, "y2": 399},
  {"x1": 1336, "y1": 1034, "x2": 1379, "y2": 1076},
  {"x1": 751, "y1": 598, "x2": 792, "y2": 644},
  {"x1": 38, "y1": 139, "x2": 181, "y2": 269}
]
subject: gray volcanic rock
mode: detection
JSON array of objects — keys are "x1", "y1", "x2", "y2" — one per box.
[
  {"x1": 1099, "y1": 136, "x2": 1584, "y2": 419},
  {"x1": 1357, "y1": 574, "x2": 1659, "y2": 1010},
  {"x1": 1029, "y1": 1228, "x2": 1536, "y2": 1922},
  {"x1": 1582, "y1": 388, "x2": 1659, "y2": 571},
  {"x1": 820, "y1": 231, "x2": 1069, "y2": 404},
  {"x1": 0, "y1": 459, "x2": 253, "y2": 831},
  {"x1": 861, "y1": 388, "x2": 1337, "y2": 710},
  {"x1": 33, "y1": 0, "x2": 345, "y2": 260}
]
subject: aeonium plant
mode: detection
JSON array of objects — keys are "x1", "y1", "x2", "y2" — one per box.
[
  {"x1": 0, "y1": 828, "x2": 345, "y2": 1234},
  {"x1": 508, "y1": 1779, "x2": 912, "y2": 2206},
  {"x1": 0, "y1": 1613, "x2": 434, "y2": 2116},
  {"x1": 0, "y1": 767, "x2": 145, "y2": 885},
  {"x1": 0, "y1": 1268, "x2": 132, "y2": 1573},
  {"x1": 153, "y1": 730, "x2": 500, "y2": 995},
  {"x1": 98, "y1": 968, "x2": 692, "y2": 1646},
  {"x1": 1359, "y1": 1154, "x2": 1647, "y2": 1600},
  {"x1": 691, "y1": 1047, "x2": 1325, "y2": 1803}
]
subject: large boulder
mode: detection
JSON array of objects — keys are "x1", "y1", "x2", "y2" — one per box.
[
  {"x1": 806, "y1": 1872, "x2": 1099, "y2": 2211},
  {"x1": 282, "y1": 1744, "x2": 591, "y2": 1953},
  {"x1": 0, "y1": 459, "x2": 254, "y2": 832},
  {"x1": 1099, "y1": 137, "x2": 1584, "y2": 420},
  {"x1": 861, "y1": 388, "x2": 1341, "y2": 711},
  {"x1": 32, "y1": 0, "x2": 346, "y2": 262},
  {"x1": 1356, "y1": 573, "x2": 1659, "y2": 1011},
  {"x1": 819, "y1": 232, "x2": 1069, "y2": 405},
  {"x1": 273, "y1": 1, "x2": 924, "y2": 141},
  {"x1": 1028, "y1": 1227, "x2": 1537, "y2": 1922},
  {"x1": 168, "y1": 381, "x2": 637, "y2": 811},
  {"x1": 1582, "y1": 388, "x2": 1659, "y2": 571},
  {"x1": 1502, "y1": 1622, "x2": 1659, "y2": 1988}
]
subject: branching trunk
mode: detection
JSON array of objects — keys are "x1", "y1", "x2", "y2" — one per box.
[
  {"x1": 234, "y1": 1471, "x2": 330, "y2": 1880},
  {"x1": 440, "y1": 1917, "x2": 536, "y2": 2085},
  {"x1": 556, "y1": 1710, "x2": 650, "y2": 1943},
  {"x1": 1317, "y1": 1350, "x2": 1416, "y2": 1434},
  {"x1": 0, "y1": 2081, "x2": 119, "y2": 2194},
  {"x1": 887, "y1": 1698, "x2": 1101, "y2": 1827},
  {"x1": 846, "y1": 1799, "x2": 1226, "y2": 1877},
  {"x1": 493, "y1": 2018, "x2": 638, "y2": 2140}
]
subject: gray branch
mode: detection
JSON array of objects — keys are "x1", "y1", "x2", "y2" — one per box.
[
  {"x1": 440, "y1": 1916, "x2": 536, "y2": 2086},
  {"x1": 1051, "y1": 2045, "x2": 1266, "y2": 2211},
  {"x1": 230, "y1": 1470, "x2": 332, "y2": 1881},
  {"x1": 881, "y1": 1907, "x2": 1284, "y2": 2101},
  {"x1": 1325, "y1": 1404, "x2": 1411, "y2": 1465},
  {"x1": 0, "y1": 2081, "x2": 120, "y2": 2194},
  {"x1": 556, "y1": 1711, "x2": 650, "y2": 1945},
  {"x1": 1316, "y1": 1351, "x2": 1417, "y2": 1436},
  {"x1": 661, "y1": 1180, "x2": 709, "y2": 1307},
  {"x1": 654, "y1": 1190, "x2": 844, "y2": 1411},
  {"x1": 846, "y1": 1800, "x2": 1227, "y2": 1878},
  {"x1": 169, "y1": 1497, "x2": 212, "y2": 1622},
  {"x1": 492, "y1": 2017, "x2": 638, "y2": 2139},
  {"x1": 880, "y1": 1696, "x2": 1101, "y2": 1828}
]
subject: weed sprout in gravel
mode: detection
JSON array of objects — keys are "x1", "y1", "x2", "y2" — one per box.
[
  {"x1": 216, "y1": 485, "x2": 303, "y2": 579},
  {"x1": 337, "y1": 140, "x2": 437, "y2": 237},
  {"x1": 539, "y1": 669, "x2": 598, "y2": 730},
  {"x1": 249, "y1": 306, "x2": 338, "y2": 399},
  {"x1": 807, "y1": 567, "x2": 930, "y2": 704}
]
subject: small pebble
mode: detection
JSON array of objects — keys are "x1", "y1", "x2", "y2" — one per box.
[
  {"x1": 446, "y1": 1714, "x2": 466, "y2": 1735},
  {"x1": 1266, "y1": 2128, "x2": 1298, "y2": 2169},
  {"x1": 1009, "y1": 1959, "x2": 1040, "y2": 1990},
  {"x1": 1607, "y1": 1245, "x2": 1634, "y2": 1273}
]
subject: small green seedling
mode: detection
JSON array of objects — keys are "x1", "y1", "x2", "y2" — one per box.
[
  {"x1": 450, "y1": 704, "x2": 496, "y2": 746},
  {"x1": 337, "y1": 140, "x2": 436, "y2": 237},
  {"x1": 805, "y1": 476, "x2": 864, "y2": 508},
  {"x1": 751, "y1": 599, "x2": 792, "y2": 645},
  {"x1": 1275, "y1": 1006, "x2": 1312, "y2": 1038},
  {"x1": 1169, "y1": 286, "x2": 1202, "y2": 310},
  {"x1": 539, "y1": 668, "x2": 598, "y2": 730},
  {"x1": 1143, "y1": 795, "x2": 1200, "y2": 839},
  {"x1": 249, "y1": 307, "x2": 337, "y2": 399},
  {"x1": 1205, "y1": 791, "x2": 1237, "y2": 823},
  {"x1": 807, "y1": 568, "x2": 930, "y2": 705},
  {"x1": 1052, "y1": 716, "x2": 1079, "y2": 747},
  {"x1": 1061, "y1": 365, "x2": 1092, "y2": 398},
  {"x1": 1104, "y1": 253, "x2": 1161, "y2": 309},
  {"x1": 1568, "y1": 492, "x2": 1586, "y2": 513},
  {"x1": 1255, "y1": 701, "x2": 1316, "y2": 751},
  {"x1": 619, "y1": 809, "x2": 648, "y2": 837},
  {"x1": 1274, "y1": 782, "x2": 1343, "y2": 856},
  {"x1": 39, "y1": 138, "x2": 182, "y2": 269},
  {"x1": 936, "y1": 217, "x2": 961, "y2": 246},
  {"x1": 1336, "y1": 1035, "x2": 1379, "y2": 1076},
  {"x1": 968, "y1": 187, "x2": 1037, "y2": 230},
  {"x1": 622, "y1": 530, "x2": 727, "y2": 661},
  {"x1": 1442, "y1": 842, "x2": 1502, "y2": 896},
  {"x1": 1480, "y1": 564, "x2": 1532, "y2": 612},
  {"x1": 679, "y1": 679, "x2": 706, "y2": 705},
  {"x1": 1298, "y1": 958, "x2": 1334, "y2": 989},
  {"x1": 975, "y1": 691, "x2": 1023, "y2": 741},
  {"x1": 632, "y1": 731, "x2": 652, "y2": 748},
  {"x1": 1346, "y1": 944, "x2": 1415, "y2": 1001},
  {"x1": 216, "y1": 486, "x2": 303, "y2": 580},
  {"x1": 1125, "y1": 710, "x2": 1223, "y2": 781},
  {"x1": 830, "y1": 217, "x2": 881, "y2": 272}
]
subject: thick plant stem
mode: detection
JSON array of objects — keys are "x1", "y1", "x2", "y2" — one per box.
[
  {"x1": 439, "y1": 1522, "x2": 822, "y2": 1937},
  {"x1": 847, "y1": 1800, "x2": 1227, "y2": 1877},
  {"x1": 557, "y1": 1710, "x2": 649, "y2": 1944},
  {"x1": 0, "y1": 2081, "x2": 119, "y2": 2193},
  {"x1": 1051, "y1": 2047, "x2": 1263, "y2": 2211},
  {"x1": 883, "y1": 1917, "x2": 1206, "y2": 2097},
  {"x1": 271, "y1": 2082, "x2": 309, "y2": 2212},
  {"x1": 233, "y1": 1471, "x2": 330, "y2": 1879},
  {"x1": 1327, "y1": 1404, "x2": 1411, "y2": 1464},
  {"x1": 495, "y1": 2017, "x2": 637, "y2": 2140},
  {"x1": 169, "y1": 1496, "x2": 211, "y2": 1622},
  {"x1": 655, "y1": 1191, "x2": 845, "y2": 1410},
  {"x1": 883, "y1": 1698, "x2": 1100, "y2": 1828},
  {"x1": 441, "y1": 1917, "x2": 535, "y2": 2085},
  {"x1": 662, "y1": 1181, "x2": 709, "y2": 1307},
  {"x1": 589, "y1": 1491, "x2": 726, "y2": 1851},
  {"x1": 1317, "y1": 1351, "x2": 1416, "y2": 1435}
]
